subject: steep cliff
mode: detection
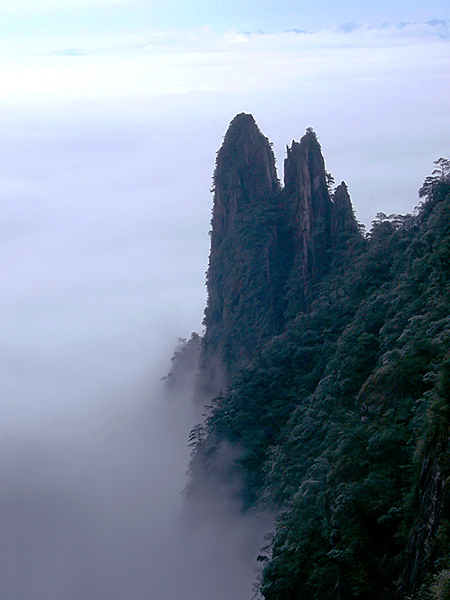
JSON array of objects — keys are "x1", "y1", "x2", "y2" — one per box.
[
  {"x1": 282, "y1": 129, "x2": 334, "y2": 314},
  {"x1": 199, "y1": 113, "x2": 281, "y2": 395},
  {"x1": 331, "y1": 181, "x2": 360, "y2": 248},
  {"x1": 186, "y1": 115, "x2": 450, "y2": 599},
  {"x1": 199, "y1": 116, "x2": 358, "y2": 398}
]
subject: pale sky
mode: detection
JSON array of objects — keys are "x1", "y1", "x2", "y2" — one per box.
[
  {"x1": 1, "y1": 1, "x2": 449, "y2": 418},
  {"x1": 2, "y1": 0, "x2": 449, "y2": 35}
]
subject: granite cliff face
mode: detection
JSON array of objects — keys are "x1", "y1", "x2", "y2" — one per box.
[
  {"x1": 282, "y1": 130, "x2": 333, "y2": 315},
  {"x1": 199, "y1": 115, "x2": 359, "y2": 395},
  {"x1": 209, "y1": 113, "x2": 279, "y2": 235},
  {"x1": 200, "y1": 114, "x2": 281, "y2": 395}
]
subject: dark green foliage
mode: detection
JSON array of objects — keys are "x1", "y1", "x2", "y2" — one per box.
[
  {"x1": 163, "y1": 333, "x2": 201, "y2": 390},
  {"x1": 191, "y1": 117, "x2": 450, "y2": 599}
]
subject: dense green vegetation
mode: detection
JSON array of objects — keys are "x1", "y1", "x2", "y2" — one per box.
[{"x1": 188, "y1": 114, "x2": 450, "y2": 599}]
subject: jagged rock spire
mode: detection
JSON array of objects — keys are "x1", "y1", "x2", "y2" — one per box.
[
  {"x1": 331, "y1": 181, "x2": 360, "y2": 247},
  {"x1": 284, "y1": 128, "x2": 327, "y2": 193},
  {"x1": 211, "y1": 113, "x2": 279, "y2": 233},
  {"x1": 283, "y1": 129, "x2": 333, "y2": 314},
  {"x1": 200, "y1": 114, "x2": 281, "y2": 395},
  {"x1": 198, "y1": 117, "x2": 361, "y2": 399}
]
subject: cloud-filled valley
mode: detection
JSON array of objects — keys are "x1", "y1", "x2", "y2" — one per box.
[{"x1": 1, "y1": 4, "x2": 450, "y2": 597}]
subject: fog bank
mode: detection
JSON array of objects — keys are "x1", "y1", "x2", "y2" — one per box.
[
  {"x1": 0, "y1": 350, "x2": 270, "y2": 599},
  {"x1": 2, "y1": 23, "x2": 448, "y2": 592},
  {"x1": 0, "y1": 95, "x2": 282, "y2": 599}
]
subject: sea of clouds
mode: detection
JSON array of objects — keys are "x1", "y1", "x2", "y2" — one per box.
[{"x1": 1, "y1": 17, "x2": 449, "y2": 599}]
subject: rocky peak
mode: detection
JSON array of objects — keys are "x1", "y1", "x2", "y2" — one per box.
[
  {"x1": 199, "y1": 118, "x2": 359, "y2": 397},
  {"x1": 284, "y1": 128, "x2": 327, "y2": 194},
  {"x1": 283, "y1": 129, "x2": 333, "y2": 313},
  {"x1": 331, "y1": 181, "x2": 360, "y2": 247},
  {"x1": 211, "y1": 113, "x2": 279, "y2": 234},
  {"x1": 200, "y1": 114, "x2": 280, "y2": 397}
]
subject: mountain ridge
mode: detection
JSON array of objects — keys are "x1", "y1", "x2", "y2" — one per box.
[
  {"x1": 179, "y1": 115, "x2": 450, "y2": 599},
  {"x1": 198, "y1": 116, "x2": 360, "y2": 397}
]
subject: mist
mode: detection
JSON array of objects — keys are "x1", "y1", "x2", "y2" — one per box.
[
  {"x1": 0, "y1": 365, "x2": 271, "y2": 599},
  {"x1": 1, "y1": 105, "x2": 274, "y2": 598},
  {"x1": 2, "y1": 16, "x2": 449, "y2": 597}
]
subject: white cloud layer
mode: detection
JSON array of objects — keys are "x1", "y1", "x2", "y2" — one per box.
[
  {"x1": 1, "y1": 13, "x2": 449, "y2": 598},
  {"x1": 1, "y1": 22, "x2": 449, "y2": 105},
  {"x1": 2, "y1": 0, "x2": 449, "y2": 35}
]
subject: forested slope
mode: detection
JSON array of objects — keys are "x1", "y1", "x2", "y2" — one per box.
[{"x1": 186, "y1": 114, "x2": 450, "y2": 599}]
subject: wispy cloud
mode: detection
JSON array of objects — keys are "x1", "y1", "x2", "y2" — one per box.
[
  {"x1": 1, "y1": 18, "x2": 449, "y2": 226},
  {"x1": 42, "y1": 20, "x2": 450, "y2": 54},
  {"x1": 1, "y1": 21, "x2": 449, "y2": 106}
]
